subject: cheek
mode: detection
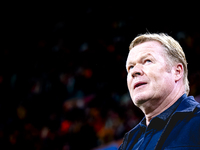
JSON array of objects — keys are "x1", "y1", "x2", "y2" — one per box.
[
  {"x1": 150, "y1": 71, "x2": 172, "y2": 91},
  {"x1": 127, "y1": 74, "x2": 132, "y2": 89},
  {"x1": 147, "y1": 70, "x2": 165, "y2": 88}
]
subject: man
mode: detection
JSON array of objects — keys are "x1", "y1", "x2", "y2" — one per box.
[{"x1": 119, "y1": 33, "x2": 200, "y2": 150}]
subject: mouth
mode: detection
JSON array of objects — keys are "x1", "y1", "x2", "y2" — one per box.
[{"x1": 134, "y1": 82, "x2": 147, "y2": 89}]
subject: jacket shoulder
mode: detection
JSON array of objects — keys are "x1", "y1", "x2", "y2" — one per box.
[{"x1": 160, "y1": 98, "x2": 200, "y2": 149}]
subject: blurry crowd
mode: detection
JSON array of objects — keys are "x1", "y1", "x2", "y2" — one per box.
[{"x1": 1, "y1": 3, "x2": 200, "y2": 150}]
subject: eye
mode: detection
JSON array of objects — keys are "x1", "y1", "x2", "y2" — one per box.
[
  {"x1": 128, "y1": 65, "x2": 134, "y2": 71},
  {"x1": 144, "y1": 59, "x2": 152, "y2": 64}
]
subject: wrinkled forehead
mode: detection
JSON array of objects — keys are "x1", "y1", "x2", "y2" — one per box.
[{"x1": 127, "y1": 41, "x2": 166, "y2": 60}]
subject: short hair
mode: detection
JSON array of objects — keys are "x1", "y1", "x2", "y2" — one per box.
[{"x1": 129, "y1": 33, "x2": 189, "y2": 95}]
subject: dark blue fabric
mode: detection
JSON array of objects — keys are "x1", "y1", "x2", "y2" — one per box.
[{"x1": 119, "y1": 94, "x2": 200, "y2": 150}]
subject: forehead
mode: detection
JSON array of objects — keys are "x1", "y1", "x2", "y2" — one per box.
[{"x1": 127, "y1": 41, "x2": 165, "y2": 61}]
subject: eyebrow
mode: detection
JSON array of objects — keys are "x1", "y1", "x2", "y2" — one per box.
[
  {"x1": 126, "y1": 53, "x2": 154, "y2": 69},
  {"x1": 140, "y1": 53, "x2": 153, "y2": 60}
]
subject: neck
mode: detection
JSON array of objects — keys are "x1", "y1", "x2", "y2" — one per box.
[{"x1": 141, "y1": 89, "x2": 185, "y2": 126}]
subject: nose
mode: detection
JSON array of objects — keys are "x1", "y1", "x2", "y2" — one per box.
[{"x1": 130, "y1": 65, "x2": 144, "y2": 78}]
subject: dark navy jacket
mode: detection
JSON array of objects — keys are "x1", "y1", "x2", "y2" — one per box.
[{"x1": 119, "y1": 94, "x2": 200, "y2": 150}]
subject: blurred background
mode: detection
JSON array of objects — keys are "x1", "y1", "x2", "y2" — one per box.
[{"x1": 1, "y1": 2, "x2": 200, "y2": 150}]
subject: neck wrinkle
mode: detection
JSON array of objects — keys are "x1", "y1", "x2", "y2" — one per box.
[{"x1": 143, "y1": 90, "x2": 185, "y2": 126}]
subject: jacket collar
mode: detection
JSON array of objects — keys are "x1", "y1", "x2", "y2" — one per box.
[
  {"x1": 120, "y1": 94, "x2": 199, "y2": 150},
  {"x1": 138, "y1": 94, "x2": 199, "y2": 127},
  {"x1": 175, "y1": 94, "x2": 199, "y2": 113}
]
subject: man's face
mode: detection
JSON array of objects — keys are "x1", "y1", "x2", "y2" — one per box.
[{"x1": 126, "y1": 41, "x2": 175, "y2": 107}]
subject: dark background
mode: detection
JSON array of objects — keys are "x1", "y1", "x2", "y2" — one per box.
[{"x1": 1, "y1": 2, "x2": 200, "y2": 150}]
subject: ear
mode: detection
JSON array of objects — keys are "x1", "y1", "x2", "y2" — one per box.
[{"x1": 173, "y1": 63, "x2": 184, "y2": 82}]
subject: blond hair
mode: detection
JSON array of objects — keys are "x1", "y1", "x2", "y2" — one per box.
[{"x1": 129, "y1": 33, "x2": 189, "y2": 95}]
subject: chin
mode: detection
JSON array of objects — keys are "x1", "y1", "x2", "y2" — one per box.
[{"x1": 132, "y1": 93, "x2": 150, "y2": 106}]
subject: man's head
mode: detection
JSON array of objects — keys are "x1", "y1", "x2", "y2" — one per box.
[
  {"x1": 129, "y1": 33, "x2": 189, "y2": 95},
  {"x1": 126, "y1": 33, "x2": 188, "y2": 108}
]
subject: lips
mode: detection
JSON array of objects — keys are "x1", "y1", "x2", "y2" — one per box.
[{"x1": 134, "y1": 82, "x2": 147, "y2": 89}]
